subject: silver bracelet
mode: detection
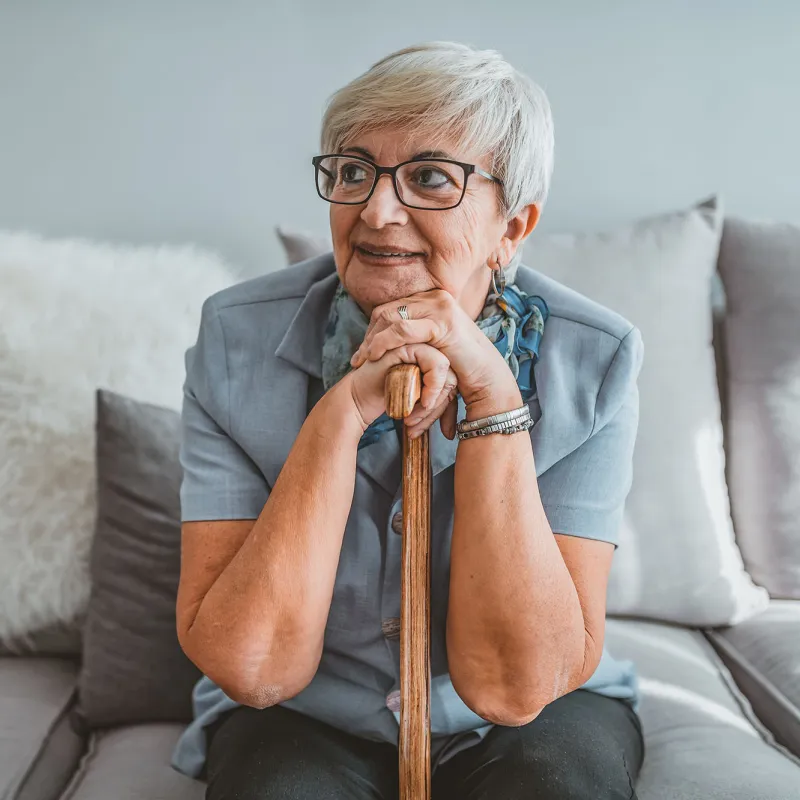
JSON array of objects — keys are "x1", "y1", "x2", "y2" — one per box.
[
  {"x1": 457, "y1": 416, "x2": 534, "y2": 440},
  {"x1": 457, "y1": 404, "x2": 530, "y2": 434}
]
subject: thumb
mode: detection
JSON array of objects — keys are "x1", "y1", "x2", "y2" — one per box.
[{"x1": 441, "y1": 395, "x2": 459, "y2": 440}]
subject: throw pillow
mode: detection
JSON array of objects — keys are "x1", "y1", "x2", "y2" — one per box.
[
  {"x1": 275, "y1": 224, "x2": 331, "y2": 265},
  {"x1": 0, "y1": 230, "x2": 237, "y2": 649},
  {"x1": 522, "y1": 197, "x2": 768, "y2": 626},
  {"x1": 717, "y1": 218, "x2": 800, "y2": 599},
  {"x1": 75, "y1": 389, "x2": 200, "y2": 727}
]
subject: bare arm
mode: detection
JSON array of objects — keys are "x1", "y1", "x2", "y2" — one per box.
[
  {"x1": 176, "y1": 378, "x2": 365, "y2": 709},
  {"x1": 447, "y1": 379, "x2": 612, "y2": 725}
]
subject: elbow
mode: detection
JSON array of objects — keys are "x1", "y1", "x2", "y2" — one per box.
[
  {"x1": 206, "y1": 662, "x2": 318, "y2": 710},
  {"x1": 218, "y1": 677, "x2": 294, "y2": 710},
  {"x1": 466, "y1": 694, "x2": 546, "y2": 728},
  {"x1": 178, "y1": 630, "x2": 319, "y2": 710},
  {"x1": 451, "y1": 671, "x2": 547, "y2": 728}
]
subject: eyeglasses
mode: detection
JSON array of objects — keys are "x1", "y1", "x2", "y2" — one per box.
[{"x1": 311, "y1": 153, "x2": 503, "y2": 211}]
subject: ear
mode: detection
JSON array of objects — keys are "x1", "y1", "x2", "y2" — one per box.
[{"x1": 502, "y1": 203, "x2": 541, "y2": 262}]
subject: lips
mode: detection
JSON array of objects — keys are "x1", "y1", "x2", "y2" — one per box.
[{"x1": 355, "y1": 244, "x2": 424, "y2": 258}]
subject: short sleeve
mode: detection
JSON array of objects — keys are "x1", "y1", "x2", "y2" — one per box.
[
  {"x1": 179, "y1": 296, "x2": 270, "y2": 522},
  {"x1": 537, "y1": 325, "x2": 644, "y2": 547}
]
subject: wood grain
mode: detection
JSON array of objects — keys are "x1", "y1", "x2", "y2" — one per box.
[{"x1": 385, "y1": 364, "x2": 432, "y2": 800}]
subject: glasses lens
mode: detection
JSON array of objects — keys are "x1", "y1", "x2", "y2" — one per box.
[
  {"x1": 397, "y1": 160, "x2": 466, "y2": 209},
  {"x1": 316, "y1": 156, "x2": 376, "y2": 203}
]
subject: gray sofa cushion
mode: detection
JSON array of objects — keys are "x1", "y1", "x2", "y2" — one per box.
[
  {"x1": 58, "y1": 725, "x2": 202, "y2": 800},
  {"x1": 75, "y1": 389, "x2": 200, "y2": 728},
  {"x1": 706, "y1": 600, "x2": 800, "y2": 756},
  {"x1": 0, "y1": 657, "x2": 85, "y2": 800},
  {"x1": 47, "y1": 620, "x2": 800, "y2": 799},
  {"x1": 717, "y1": 218, "x2": 800, "y2": 598},
  {"x1": 606, "y1": 618, "x2": 800, "y2": 799}
]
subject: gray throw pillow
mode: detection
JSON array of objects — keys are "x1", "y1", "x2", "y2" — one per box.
[
  {"x1": 75, "y1": 389, "x2": 200, "y2": 728},
  {"x1": 718, "y1": 218, "x2": 800, "y2": 599}
]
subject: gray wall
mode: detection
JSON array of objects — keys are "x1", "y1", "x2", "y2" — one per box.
[{"x1": 1, "y1": 0, "x2": 798, "y2": 277}]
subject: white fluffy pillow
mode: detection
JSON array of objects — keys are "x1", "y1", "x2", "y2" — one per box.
[{"x1": 0, "y1": 231, "x2": 238, "y2": 646}]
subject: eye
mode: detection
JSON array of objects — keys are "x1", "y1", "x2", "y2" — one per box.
[
  {"x1": 340, "y1": 162, "x2": 369, "y2": 184},
  {"x1": 412, "y1": 165, "x2": 452, "y2": 189}
]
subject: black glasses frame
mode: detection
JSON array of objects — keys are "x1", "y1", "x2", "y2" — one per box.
[{"x1": 311, "y1": 153, "x2": 504, "y2": 211}]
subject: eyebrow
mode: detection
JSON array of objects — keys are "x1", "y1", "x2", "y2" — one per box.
[{"x1": 341, "y1": 146, "x2": 454, "y2": 161}]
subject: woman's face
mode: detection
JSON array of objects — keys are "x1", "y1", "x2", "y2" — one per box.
[{"x1": 329, "y1": 128, "x2": 539, "y2": 320}]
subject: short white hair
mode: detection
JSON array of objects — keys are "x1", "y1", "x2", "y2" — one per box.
[{"x1": 320, "y1": 41, "x2": 555, "y2": 278}]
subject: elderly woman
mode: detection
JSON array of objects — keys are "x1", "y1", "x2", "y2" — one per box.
[{"x1": 172, "y1": 41, "x2": 645, "y2": 799}]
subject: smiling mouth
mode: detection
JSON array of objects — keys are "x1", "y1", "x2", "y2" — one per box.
[{"x1": 355, "y1": 246, "x2": 425, "y2": 259}]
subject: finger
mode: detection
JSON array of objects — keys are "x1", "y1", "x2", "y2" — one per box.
[
  {"x1": 352, "y1": 299, "x2": 428, "y2": 366},
  {"x1": 409, "y1": 345, "x2": 452, "y2": 410},
  {"x1": 440, "y1": 395, "x2": 459, "y2": 440},
  {"x1": 377, "y1": 342, "x2": 451, "y2": 411},
  {"x1": 405, "y1": 368, "x2": 458, "y2": 431},
  {"x1": 355, "y1": 319, "x2": 440, "y2": 367},
  {"x1": 405, "y1": 384, "x2": 458, "y2": 437}
]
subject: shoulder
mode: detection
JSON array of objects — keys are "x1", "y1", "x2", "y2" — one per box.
[
  {"x1": 185, "y1": 252, "x2": 336, "y2": 405},
  {"x1": 517, "y1": 264, "x2": 644, "y2": 469},
  {"x1": 201, "y1": 252, "x2": 336, "y2": 317}
]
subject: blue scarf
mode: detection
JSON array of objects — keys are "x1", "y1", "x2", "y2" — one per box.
[{"x1": 321, "y1": 279, "x2": 550, "y2": 449}]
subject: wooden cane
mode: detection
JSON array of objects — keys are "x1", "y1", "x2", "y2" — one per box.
[{"x1": 385, "y1": 364, "x2": 432, "y2": 800}]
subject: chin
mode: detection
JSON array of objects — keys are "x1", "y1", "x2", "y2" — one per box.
[{"x1": 343, "y1": 259, "x2": 433, "y2": 313}]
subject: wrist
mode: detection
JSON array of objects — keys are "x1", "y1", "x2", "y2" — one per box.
[
  {"x1": 464, "y1": 380, "x2": 524, "y2": 421},
  {"x1": 320, "y1": 377, "x2": 370, "y2": 440}
]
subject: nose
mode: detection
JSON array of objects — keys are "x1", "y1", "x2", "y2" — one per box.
[{"x1": 360, "y1": 173, "x2": 409, "y2": 228}]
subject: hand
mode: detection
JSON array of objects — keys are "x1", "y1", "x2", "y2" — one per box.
[
  {"x1": 342, "y1": 342, "x2": 460, "y2": 439},
  {"x1": 349, "y1": 289, "x2": 517, "y2": 409}
]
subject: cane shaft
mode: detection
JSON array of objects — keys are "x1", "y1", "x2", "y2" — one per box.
[{"x1": 385, "y1": 365, "x2": 432, "y2": 800}]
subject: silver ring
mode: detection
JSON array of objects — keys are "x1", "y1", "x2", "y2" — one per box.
[{"x1": 398, "y1": 305, "x2": 410, "y2": 321}]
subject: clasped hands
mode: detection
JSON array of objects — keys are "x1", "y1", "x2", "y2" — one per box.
[{"x1": 345, "y1": 289, "x2": 521, "y2": 440}]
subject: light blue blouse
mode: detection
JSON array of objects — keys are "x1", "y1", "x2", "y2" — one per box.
[{"x1": 170, "y1": 252, "x2": 644, "y2": 780}]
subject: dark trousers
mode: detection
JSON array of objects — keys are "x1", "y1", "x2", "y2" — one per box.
[{"x1": 204, "y1": 689, "x2": 644, "y2": 799}]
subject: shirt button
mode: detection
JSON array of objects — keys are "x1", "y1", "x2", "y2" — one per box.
[
  {"x1": 386, "y1": 690, "x2": 401, "y2": 713},
  {"x1": 391, "y1": 511, "x2": 403, "y2": 535},
  {"x1": 382, "y1": 617, "x2": 400, "y2": 640}
]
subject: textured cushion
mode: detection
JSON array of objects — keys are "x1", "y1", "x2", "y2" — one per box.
[
  {"x1": 58, "y1": 725, "x2": 202, "y2": 800},
  {"x1": 717, "y1": 218, "x2": 800, "y2": 598},
  {"x1": 522, "y1": 198, "x2": 767, "y2": 626},
  {"x1": 0, "y1": 230, "x2": 237, "y2": 648},
  {"x1": 606, "y1": 619, "x2": 800, "y2": 799},
  {"x1": 706, "y1": 600, "x2": 800, "y2": 756},
  {"x1": 75, "y1": 389, "x2": 200, "y2": 728},
  {"x1": 0, "y1": 657, "x2": 85, "y2": 800}
]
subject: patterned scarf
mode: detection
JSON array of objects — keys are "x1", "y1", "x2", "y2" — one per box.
[{"x1": 321, "y1": 278, "x2": 550, "y2": 449}]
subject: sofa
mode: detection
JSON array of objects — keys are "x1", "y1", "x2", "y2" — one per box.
[{"x1": 1, "y1": 197, "x2": 799, "y2": 799}]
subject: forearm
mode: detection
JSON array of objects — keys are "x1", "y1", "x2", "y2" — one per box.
[
  {"x1": 186, "y1": 379, "x2": 365, "y2": 704},
  {"x1": 448, "y1": 386, "x2": 586, "y2": 724}
]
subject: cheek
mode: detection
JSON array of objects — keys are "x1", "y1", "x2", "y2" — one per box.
[
  {"x1": 330, "y1": 207, "x2": 358, "y2": 249},
  {"x1": 429, "y1": 204, "x2": 486, "y2": 263}
]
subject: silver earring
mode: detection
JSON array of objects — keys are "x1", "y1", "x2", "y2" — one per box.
[{"x1": 491, "y1": 257, "x2": 507, "y2": 296}]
